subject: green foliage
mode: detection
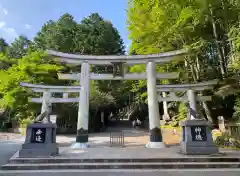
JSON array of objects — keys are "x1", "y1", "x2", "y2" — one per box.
[
  {"x1": 34, "y1": 13, "x2": 125, "y2": 55},
  {"x1": 20, "y1": 117, "x2": 33, "y2": 128},
  {"x1": 233, "y1": 97, "x2": 240, "y2": 122},
  {"x1": 7, "y1": 35, "x2": 33, "y2": 59},
  {"x1": 0, "y1": 53, "x2": 16, "y2": 70},
  {"x1": 0, "y1": 38, "x2": 9, "y2": 54},
  {"x1": 89, "y1": 82, "x2": 116, "y2": 110},
  {"x1": 127, "y1": 0, "x2": 240, "y2": 124},
  {"x1": 215, "y1": 132, "x2": 240, "y2": 149},
  {"x1": 178, "y1": 102, "x2": 187, "y2": 121},
  {"x1": 0, "y1": 51, "x2": 62, "y2": 121}
]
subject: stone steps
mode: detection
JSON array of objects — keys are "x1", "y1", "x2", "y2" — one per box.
[
  {"x1": 6, "y1": 157, "x2": 240, "y2": 164},
  {"x1": 2, "y1": 157, "x2": 240, "y2": 170},
  {"x1": 1, "y1": 162, "x2": 240, "y2": 170}
]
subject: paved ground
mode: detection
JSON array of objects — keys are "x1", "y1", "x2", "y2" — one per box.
[
  {"x1": 0, "y1": 141, "x2": 21, "y2": 166},
  {"x1": 57, "y1": 128, "x2": 181, "y2": 147},
  {"x1": 0, "y1": 132, "x2": 24, "y2": 166},
  {"x1": 1, "y1": 130, "x2": 240, "y2": 176},
  {"x1": 1, "y1": 169, "x2": 240, "y2": 176},
  {"x1": 0, "y1": 129, "x2": 180, "y2": 167}
]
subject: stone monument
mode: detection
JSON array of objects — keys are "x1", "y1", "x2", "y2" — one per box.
[
  {"x1": 18, "y1": 103, "x2": 59, "y2": 158},
  {"x1": 180, "y1": 119, "x2": 219, "y2": 155},
  {"x1": 180, "y1": 90, "x2": 219, "y2": 155}
]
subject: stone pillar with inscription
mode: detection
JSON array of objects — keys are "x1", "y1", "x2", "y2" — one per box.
[
  {"x1": 146, "y1": 61, "x2": 164, "y2": 148},
  {"x1": 180, "y1": 90, "x2": 218, "y2": 155},
  {"x1": 71, "y1": 62, "x2": 90, "y2": 149},
  {"x1": 19, "y1": 123, "x2": 58, "y2": 158}
]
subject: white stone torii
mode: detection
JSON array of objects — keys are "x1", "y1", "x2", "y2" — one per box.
[
  {"x1": 156, "y1": 80, "x2": 217, "y2": 92},
  {"x1": 156, "y1": 80, "x2": 218, "y2": 120},
  {"x1": 20, "y1": 82, "x2": 82, "y2": 114},
  {"x1": 47, "y1": 49, "x2": 187, "y2": 149},
  {"x1": 47, "y1": 49, "x2": 186, "y2": 65}
]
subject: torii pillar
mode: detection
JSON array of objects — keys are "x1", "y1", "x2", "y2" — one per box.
[
  {"x1": 41, "y1": 92, "x2": 52, "y2": 114},
  {"x1": 71, "y1": 62, "x2": 90, "y2": 148},
  {"x1": 187, "y1": 89, "x2": 197, "y2": 120},
  {"x1": 146, "y1": 61, "x2": 164, "y2": 148}
]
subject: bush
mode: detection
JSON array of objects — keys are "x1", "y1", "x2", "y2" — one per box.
[
  {"x1": 214, "y1": 133, "x2": 240, "y2": 149},
  {"x1": 169, "y1": 103, "x2": 187, "y2": 127},
  {"x1": 0, "y1": 120, "x2": 8, "y2": 131},
  {"x1": 233, "y1": 97, "x2": 240, "y2": 122},
  {"x1": 20, "y1": 117, "x2": 33, "y2": 128}
]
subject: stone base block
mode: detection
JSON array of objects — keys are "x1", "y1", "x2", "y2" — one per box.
[
  {"x1": 71, "y1": 142, "x2": 89, "y2": 149},
  {"x1": 19, "y1": 145, "x2": 59, "y2": 158},
  {"x1": 180, "y1": 142, "x2": 219, "y2": 155},
  {"x1": 145, "y1": 142, "x2": 165, "y2": 148},
  {"x1": 180, "y1": 119, "x2": 219, "y2": 155},
  {"x1": 19, "y1": 143, "x2": 58, "y2": 158},
  {"x1": 18, "y1": 122, "x2": 58, "y2": 158}
]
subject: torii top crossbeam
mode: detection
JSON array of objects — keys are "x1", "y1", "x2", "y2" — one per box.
[
  {"x1": 46, "y1": 49, "x2": 187, "y2": 65},
  {"x1": 156, "y1": 80, "x2": 218, "y2": 92},
  {"x1": 20, "y1": 83, "x2": 82, "y2": 92}
]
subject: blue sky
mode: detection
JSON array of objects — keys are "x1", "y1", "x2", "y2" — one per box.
[{"x1": 0, "y1": 0, "x2": 130, "y2": 49}]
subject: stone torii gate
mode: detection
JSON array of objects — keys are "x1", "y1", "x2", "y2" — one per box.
[
  {"x1": 47, "y1": 49, "x2": 187, "y2": 149},
  {"x1": 20, "y1": 82, "x2": 82, "y2": 117},
  {"x1": 156, "y1": 80, "x2": 218, "y2": 120},
  {"x1": 156, "y1": 80, "x2": 219, "y2": 154}
]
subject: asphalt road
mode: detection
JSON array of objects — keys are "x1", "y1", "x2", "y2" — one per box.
[
  {"x1": 0, "y1": 170, "x2": 240, "y2": 176},
  {"x1": 0, "y1": 140, "x2": 21, "y2": 166}
]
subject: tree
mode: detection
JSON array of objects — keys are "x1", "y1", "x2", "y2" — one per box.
[
  {"x1": 0, "y1": 51, "x2": 62, "y2": 121},
  {"x1": 75, "y1": 13, "x2": 125, "y2": 55},
  {"x1": 0, "y1": 38, "x2": 8, "y2": 54},
  {"x1": 34, "y1": 13, "x2": 77, "y2": 52},
  {"x1": 8, "y1": 35, "x2": 32, "y2": 58},
  {"x1": 127, "y1": 0, "x2": 240, "y2": 123}
]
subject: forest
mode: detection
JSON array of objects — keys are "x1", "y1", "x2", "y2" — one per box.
[{"x1": 1, "y1": 0, "x2": 240, "y2": 132}]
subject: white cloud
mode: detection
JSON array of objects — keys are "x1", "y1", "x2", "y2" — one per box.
[
  {"x1": 0, "y1": 4, "x2": 8, "y2": 15},
  {"x1": 3, "y1": 9, "x2": 8, "y2": 15},
  {"x1": 0, "y1": 21, "x2": 6, "y2": 28},
  {"x1": 0, "y1": 21, "x2": 18, "y2": 43},
  {"x1": 24, "y1": 24, "x2": 32, "y2": 29},
  {"x1": 3, "y1": 27, "x2": 18, "y2": 38}
]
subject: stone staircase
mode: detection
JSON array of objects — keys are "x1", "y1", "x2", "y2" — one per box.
[{"x1": 1, "y1": 157, "x2": 240, "y2": 170}]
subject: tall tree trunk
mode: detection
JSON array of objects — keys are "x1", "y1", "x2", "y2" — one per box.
[
  {"x1": 202, "y1": 101, "x2": 213, "y2": 124},
  {"x1": 193, "y1": 56, "x2": 200, "y2": 80},
  {"x1": 209, "y1": 5, "x2": 227, "y2": 76},
  {"x1": 190, "y1": 63, "x2": 198, "y2": 81}
]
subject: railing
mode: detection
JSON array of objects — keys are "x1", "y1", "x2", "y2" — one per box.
[{"x1": 109, "y1": 131, "x2": 125, "y2": 147}]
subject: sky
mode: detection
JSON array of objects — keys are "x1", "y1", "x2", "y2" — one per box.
[{"x1": 0, "y1": 0, "x2": 131, "y2": 49}]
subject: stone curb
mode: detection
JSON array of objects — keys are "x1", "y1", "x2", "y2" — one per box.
[
  {"x1": 7, "y1": 157, "x2": 240, "y2": 164},
  {"x1": 1, "y1": 162, "x2": 240, "y2": 170}
]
